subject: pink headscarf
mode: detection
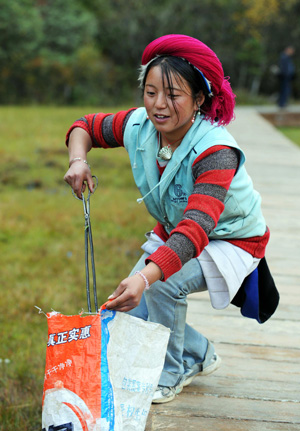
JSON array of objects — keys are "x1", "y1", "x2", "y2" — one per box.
[{"x1": 142, "y1": 34, "x2": 235, "y2": 126}]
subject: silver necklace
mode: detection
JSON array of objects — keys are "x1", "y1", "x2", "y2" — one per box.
[
  {"x1": 158, "y1": 133, "x2": 177, "y2": 160},
  {"x1": 158, "y1": 144, "x2": 173, "y2": 160}
]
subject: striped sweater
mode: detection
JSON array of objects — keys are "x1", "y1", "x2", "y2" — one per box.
[{"x1": 66, "y1": 109, "x2": 269, "y2": 280}]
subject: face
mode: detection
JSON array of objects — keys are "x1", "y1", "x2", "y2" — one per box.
[{"x1": 143, "y1": 65, "x2": 204, "y2": 141}]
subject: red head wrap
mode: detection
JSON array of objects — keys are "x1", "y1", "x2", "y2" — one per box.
[{"x1": 141, "y1": 34, "x2": 235, "y2": 126}]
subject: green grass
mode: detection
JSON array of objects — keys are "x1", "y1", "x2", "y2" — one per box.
[
  {"x1": 278, "y1": 126, "x2": 300, "y2": 148},
  {"x1": 0, "y1": 105, "x2": 152, "y2": 429},
  {"x1": 234, "y1": 88, "x2": 273, "y2": 106}
]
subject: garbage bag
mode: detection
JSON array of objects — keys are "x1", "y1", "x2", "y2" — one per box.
[{"x1": 42, "y1": 307, "x2": 170, "y2": 431}]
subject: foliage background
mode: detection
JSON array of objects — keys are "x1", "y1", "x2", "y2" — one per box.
[{"x1": 1, "y1": 0, "x2": 300, "y2": 106}]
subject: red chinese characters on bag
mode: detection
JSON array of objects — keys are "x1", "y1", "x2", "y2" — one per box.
[{"x1": 42, "y1": 312, "x2": 103, "y2": 431}]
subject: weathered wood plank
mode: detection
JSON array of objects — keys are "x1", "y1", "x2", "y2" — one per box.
[
  {"x1": 190, "y1": 317, "x2": 300, "y2": 349},
  {"x1": 149, "y1": 394, "x2": 300, "y2": 424},
  {"x1": 146, "y1": 414, "x2": 300, "y2": 431},
  {"x1": 193, "y1": 350, "x2": 300, "y2": 388},
  {"x1": 184, "y1": 374, "x2": 300, "y2": 403},
  {"x1": 187, "y1": 294, "x2": 300, "y2": 319},
  {"x1": 187, "y1": 300, "x2": 300, "y2": 334}
]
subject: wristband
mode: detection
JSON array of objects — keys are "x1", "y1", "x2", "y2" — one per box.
[{"x1": 135, "y1": 271, "x2": 150, "y2": 290}]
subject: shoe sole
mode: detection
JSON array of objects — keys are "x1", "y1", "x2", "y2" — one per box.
[
  {"x1": 152, "y1": 385, "x2": 183, "y2": 404},
  {"x1": 183, "y1": 354, "x2": 222, "y2": 387}
]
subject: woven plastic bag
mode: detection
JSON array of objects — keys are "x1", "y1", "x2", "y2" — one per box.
[{"x1": 42, "y1": 306, "x2": 170, "y2": 431}]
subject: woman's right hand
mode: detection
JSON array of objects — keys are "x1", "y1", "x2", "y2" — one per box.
[
  {"x1": 64, "y1": 128, "x2": 94, "y2": 198},
  {"x1": 64, "y1": 161, "x2": 95, "y2": 199}
]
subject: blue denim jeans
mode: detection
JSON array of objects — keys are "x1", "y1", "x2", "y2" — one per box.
[{"x1": 128, "y1": 252, "x2": 215, "y2": 387}]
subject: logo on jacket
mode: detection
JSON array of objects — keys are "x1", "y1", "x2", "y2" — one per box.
[{"x1": 171, "y1": 184, "x2": 188, "y2": 204}]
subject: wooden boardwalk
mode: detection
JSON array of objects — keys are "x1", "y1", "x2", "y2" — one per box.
[{"x1": 146, "y1": 107, "x2": 300, "y2": 430}]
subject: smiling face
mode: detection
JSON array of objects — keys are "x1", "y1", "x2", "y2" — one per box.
[{"x1": 143, "y1": 65, "x2": 204, "y2": 142}]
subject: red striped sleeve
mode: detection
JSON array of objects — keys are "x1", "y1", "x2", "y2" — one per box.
[
  {"x1": 112, "y1": 108, "x2": 136, "y2": 146},
  {"x1": 194, "y1": 169, "x2": 236, "y2": 189},
  {"x1": 185, "y1": 194, "x2": 225, "y2": 225},
  {"x1": 65, "y1": 113, "x2": 113, "y2": 148},
  {"x1": 145, "y1": 246, "x2": 182, "y2": 280},
  {"x1": 192, "y1": 145, "x2": 236, "y2": 166},
  {"x1": 65, "y1": 108, "x2": 136, "y2": 148},
  {"x1": 150, "y1": 146, "x2": 238, "y2": 278},
  {"x1": 170, "y1": 221, "x2": 209, "y2": 257}
]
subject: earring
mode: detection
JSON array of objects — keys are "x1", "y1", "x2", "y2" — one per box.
[
  {"x1": 191, "y1": 103, "x2": 202, "y2": 124},
  {"x1": 191, "y1": 110, "x2": 197, "y2": 124}
]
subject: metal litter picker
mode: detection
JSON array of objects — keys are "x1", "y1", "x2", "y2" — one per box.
[{"x1": 72, "y1": 177, "x2": 99, "y2": 313}]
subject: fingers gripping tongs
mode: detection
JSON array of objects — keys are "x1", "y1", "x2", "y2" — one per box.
[{"x1": 72, "y1": 177, "x2": 99, "y2": 313}]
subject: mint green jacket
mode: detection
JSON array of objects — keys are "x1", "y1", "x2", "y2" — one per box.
[{"x1": 123, "y1": 108, "x2": 266, "y2": 239}]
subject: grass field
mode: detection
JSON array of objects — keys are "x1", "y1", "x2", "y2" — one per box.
[
  {"x1": 278, "y1": 126, "x2": 300, "y2": 147},
  {"x1": 0, "y1": 105, "x2": 152, "y2": 429}
]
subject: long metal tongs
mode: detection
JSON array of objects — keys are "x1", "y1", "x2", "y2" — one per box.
[{"x1": 72, "y1": 176, "x2": 98, "y2": 313}]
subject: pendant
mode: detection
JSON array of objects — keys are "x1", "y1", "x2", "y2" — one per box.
[{"x1": 158, "y1": 145, "x2": 173, "y2": 160}]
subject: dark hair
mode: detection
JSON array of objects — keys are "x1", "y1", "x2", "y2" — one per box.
[{"x1": 140, "y1": 55, "x2": 211, "y2": 119}]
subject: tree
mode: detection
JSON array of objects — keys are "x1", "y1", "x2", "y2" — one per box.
[
  {"x1": 32, "y1": 0, "x2": 98, "y2": 103},
  {"x1": 0, "y1": 0, "x2": 43, "y2": 102},
  {"x1": 0, "y1": 0, "x2": 98, "y2": 104},
  {"x1": 1, "y1": 0, "x2": 299, "y2": 104}
]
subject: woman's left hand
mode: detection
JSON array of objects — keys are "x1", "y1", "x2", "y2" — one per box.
[{"x1": 106, "y1": 274, "x2": 145, "y2": 312}]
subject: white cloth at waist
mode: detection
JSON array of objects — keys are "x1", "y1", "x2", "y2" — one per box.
[{"x1": 141, "y1": 231, "x2": 260, "y2": 310}]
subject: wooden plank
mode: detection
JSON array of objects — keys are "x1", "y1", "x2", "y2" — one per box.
[
  {"x1": 176, "y1": 341, "x2": 300, "y2": 395},
  {"x1": 202, "y1": 347, "x2": 299, "y2": 387},
  {"x1": 187, "y1": 294, "x2": 300, "y2": 319},
  {"x1": 215, "y1": 342, "x2": 300, "y2": 365},
  {"x1": 186, "y1": 296, "x2": 300, "y2": 348},
  {"x1": 146, "y1": 414, "x2": 300, "y2": 431},
  {"x1": 184, "y1": 374, "x2": 300, "y2": 403},
  {"x1": 148, "y1": 393, "x2": 300, "y2": 424},
  {"x1": 190, "y1": 317, "x2": 300, "y2": 349},
  {"x1": 186, "y1": 304, "x2": 299, "y2": 324}
]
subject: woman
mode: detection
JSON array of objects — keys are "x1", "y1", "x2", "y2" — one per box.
[{"x1": 64, "y1": 35, "x2": 275, "y2": 404}]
